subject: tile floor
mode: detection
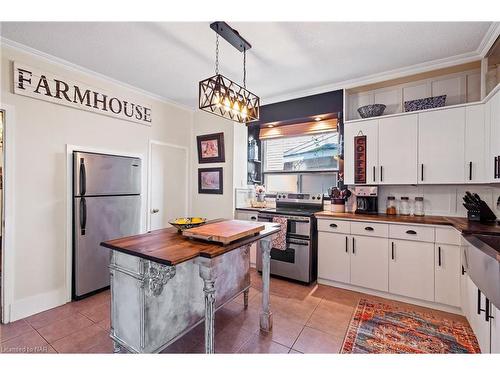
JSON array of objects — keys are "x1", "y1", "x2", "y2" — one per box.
[{"x1": 0, "y1": 268, "x2": 469, "y2": 354}]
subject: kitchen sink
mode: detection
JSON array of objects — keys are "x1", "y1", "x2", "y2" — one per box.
[{"x1": 462, "y1": 234, "x2": 500, "y2": 309}]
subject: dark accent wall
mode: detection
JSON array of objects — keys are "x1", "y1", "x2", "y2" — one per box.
[{"x1": 248, "y1": 89, "x2": 343, "y2": 127}]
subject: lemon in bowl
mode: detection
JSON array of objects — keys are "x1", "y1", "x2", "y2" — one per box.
[{"x1": 169, "y1": 217, "x2": 207, "y2": 232}]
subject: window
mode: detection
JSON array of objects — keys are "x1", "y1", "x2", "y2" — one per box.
[
  {"x1": 264, "y1": 132, "x2": 339, "y2": 172},
  {"x1": 263, "y1": 132, "x2": 339, "y2": 194}
]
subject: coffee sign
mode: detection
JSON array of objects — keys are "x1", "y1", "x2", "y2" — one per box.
[
  {"x1": 354, "y1": 135, "x2": 367, "y2": 184},
  {"x1": 13, "y1": 62, "x2": 152, "y2": 126}
]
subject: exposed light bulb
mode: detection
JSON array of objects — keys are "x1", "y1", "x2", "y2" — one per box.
[
  {"x1": 232, "y1": 101, "x2": 240, "y2": 115},
  {"x1": 214, "y1": 93, "x2": 222, "y2": 107},
  {"x1": 314, "y1": 117, "x2": 321, "y2": 121},
  {"x1": 241, "y1": 105, "x2": 248, "y2": 119},
  {"x1": 223, "y1": 97, "x2": 231, "y2": 111}
]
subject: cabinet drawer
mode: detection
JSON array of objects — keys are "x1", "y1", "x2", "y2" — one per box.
[
  {"x1": 317, "y1": 219, "x2": 350, "y2": 234},
  {"x1": 435, "y1": 227, "x2": 461, "y2": 245},
  {"x1": 389, "y1": 224, "x2": 434, "y2": 242},
  {"x1": 351, "y1": 221, "x2": 388, "y2": 238}
]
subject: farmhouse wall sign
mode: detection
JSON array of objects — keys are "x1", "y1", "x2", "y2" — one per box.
[
  {"x1": 13, "y1": 62, "x2": 152, "y2": 126},
  {"x1": 354, "y1": 135, "x2": 367, "y2": 184}
]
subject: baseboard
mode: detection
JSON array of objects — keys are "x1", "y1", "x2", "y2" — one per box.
[
  {"x1": 10, "y1": 287, "x2": 68, "y2": 322},
  {"x1": 318, "y1": 278, "x2": 463, "y2": 315}
]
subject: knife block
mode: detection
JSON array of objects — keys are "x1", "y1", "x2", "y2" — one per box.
[{"x1": 466, "y1": 201, "x2": 497, "y2": 223}]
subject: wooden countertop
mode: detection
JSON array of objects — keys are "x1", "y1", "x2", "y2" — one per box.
[
  {"x1": 101, "y1": 222, "x2": 280, "y2": 266},
  {"x1": 314, "y1": 211, "x2": 500, "y2": 236}
]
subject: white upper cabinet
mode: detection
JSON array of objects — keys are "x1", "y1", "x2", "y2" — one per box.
[
  {"x1": 344, "y1": 119, "x2": 379, "y2": 185},
  {"x1": 465, "y1": 105, "x2": 487, "y2": 183},
  {"x1": 490, "y1": 90, "x2": 500, "y2": 182},
  {"x1": 378, "y1": 114, "x2": 418, "y2": 184},
  {"x1": 418, "y1": 107, "x2": 466, "y2": 184}
]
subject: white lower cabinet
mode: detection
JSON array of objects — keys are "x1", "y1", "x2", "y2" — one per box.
[
  {"x1": 434, "y1": 244, "x2": 461, "y2": 307},
  {"x1": 350, "y1": 235, "x2": 389, "y2": 292},
  {"x1": 389, "y1": 239, "x2": 435, "y2": 301},
  {"x1": 491, "y1": 304, "x2": 500, "y2": 353},
  {"x1": 318, "y1": 232, "x2": 350, "y2": 283},
  {"x1": 464, "y1": 275, "x2": 491, "y2": 353}
]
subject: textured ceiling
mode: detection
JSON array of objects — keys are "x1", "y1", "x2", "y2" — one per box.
[{"x1": 0, "y1": 22, "x2": 492, "y2": 107}]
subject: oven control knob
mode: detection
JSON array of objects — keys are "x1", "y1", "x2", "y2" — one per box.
[{"x1": 312, "y1": 196, "x2": 316, "y2": 200}]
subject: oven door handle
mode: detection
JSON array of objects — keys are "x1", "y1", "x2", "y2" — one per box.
[
  {"x1": 287, "y1": 240, "x2": 309, "y2": 246},
  {"x1": 287, "y1": 218, "x2": 310, "y2": 223}
]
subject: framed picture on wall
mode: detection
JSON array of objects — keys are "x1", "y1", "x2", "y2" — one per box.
[
  {"x1": 197, "y1": 132, "x2": 225, "y2": 163},
  {"x1": 198, "y1": 167, "x2": 223, "y2": 195}
]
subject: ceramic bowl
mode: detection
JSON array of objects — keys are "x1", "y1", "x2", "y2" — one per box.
[
  {"x1": 357, "y1": 104, "x2": 386, "y2": 118},
  {"x1": 169, "y1": 217, "x2": 207, "y2": 232}
]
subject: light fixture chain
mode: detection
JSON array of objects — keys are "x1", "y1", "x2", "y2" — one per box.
[
  {"x1": 243, "y1": 48, "x2": 246, "y2": 88},
  {"x1": 215, "y1": 34, "x2": 219, "y2": 75}
]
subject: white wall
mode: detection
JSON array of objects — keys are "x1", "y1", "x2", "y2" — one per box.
[
  {"x1": 191, "y1": 111, "x2": 239, "y2": 220},
  {"x1": 1, "y1": 44, "x2": 194, "y2": 320}
]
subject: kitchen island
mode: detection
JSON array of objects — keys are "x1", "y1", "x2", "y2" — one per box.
[{"x1": 100, "y1": 221, "x2": 280, "y2": 354}]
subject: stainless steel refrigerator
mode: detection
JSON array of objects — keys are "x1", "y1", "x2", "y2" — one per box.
[{"x1": 73, "y1": 151, "x2": 141, "y2": 299}]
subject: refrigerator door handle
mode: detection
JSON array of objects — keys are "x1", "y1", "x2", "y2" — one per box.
[
  {"x1": 79, "y1": 158, "x2": 86, "y2": 195},
  {"x1": 80, "y1": 197, "x2": 87, "y2": 235}
]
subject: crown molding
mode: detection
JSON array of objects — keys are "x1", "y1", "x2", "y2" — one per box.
[
  {"x1": 477, "y1": 22, "x2": 500, "y2": 57},
  {"x1": 0, "y1": 37, "x2": 196, "y2": 112}
]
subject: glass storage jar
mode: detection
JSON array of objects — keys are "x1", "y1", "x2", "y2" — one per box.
[
  {"x1": 414, "y1": 196, "x2": 425, "y2": 216},
  {"x1": 386, "y1": 196, "x2": 397, "y2": 215},
  {"x1": 400, "y1": 197, "x2": 410, "y2": 215}
]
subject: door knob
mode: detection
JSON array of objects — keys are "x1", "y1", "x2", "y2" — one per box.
[{"x1": 151, "y1": 208, "x2": 159, "y2": 214}]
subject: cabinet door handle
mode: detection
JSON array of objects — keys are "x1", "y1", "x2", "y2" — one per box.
[
  {"x1": 461, "y1": 265, "x2": 465, "y2": 275},
  {"x1": 485, "y1": 298, "x2": 494, "y2": 322},
  {"x1": 469, "y1": 161, "x2": 472, "y2": 181},
  {"x1": 373, "y1": 166, "x2": 376, "y2": 182},
  {"x1": 250, "y1": 216, "x2": 257, "y2": 220},
  {"x1": 497, "y1": 156, "x2": 500, "y2": 179},
  {"x1": 391, "y1": 242, "x2": 395, "y2": 260},
  {"x1": 352, "y1": 237, "x2": 355, "y2": 254},
  {"x1": 345, "y1": 236, "x2": 348, "y2": 253},
  {"x1": 329, "y1": 223, "x2": 338, "y2": 228},
  {"x1": 421, "y1": 164, "x2": 424, "y2": 181},
  {"x1": 438, "y1": 246, "x2": 442, "y2": 267},
  {"x1": 495, "y1": 157, "x2": 498, "y2": 179},
  {"x1": 380, "y1": 166, "x2": 383, "y2": 182},
  {"x1": 477, "y1": 289, "x2": 486, "y2": 315},
  {"x1": 406, "y1": 230, "x2": 417, "y2": 235},
  {"x1": 364, "y1": 226, "x2": 374, "y2": 231}
]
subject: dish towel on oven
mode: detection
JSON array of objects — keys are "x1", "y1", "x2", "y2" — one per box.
[{"x1": 271, "y1": 217, "x2": 287, "y2": 251}]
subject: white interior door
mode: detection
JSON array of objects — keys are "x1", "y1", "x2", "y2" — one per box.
[{"x1": 149, "y1": 142, "x2": 188, "y2": 231}]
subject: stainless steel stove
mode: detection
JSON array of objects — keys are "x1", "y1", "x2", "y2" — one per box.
[{"x1": 257, "y1": 192, "x2": 323, "y2": 283}]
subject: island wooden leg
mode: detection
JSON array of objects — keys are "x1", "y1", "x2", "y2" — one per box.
[
  {"x1": 197, "y1": 257, "x2": 221, "y2": 354},
  {"x1": 259, "y1": 237, "x2": 273, "y2": 332},
  {"x1": 243, "y1": 289, "x2": 249, "y2": 309}
]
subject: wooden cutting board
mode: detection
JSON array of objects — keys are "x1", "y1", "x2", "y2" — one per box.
[{"x1": 182, "y1": 220, "x2": 265, "y2": 244}]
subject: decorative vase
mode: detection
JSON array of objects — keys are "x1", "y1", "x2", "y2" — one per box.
[{"x1": 256, "y1": 193, "x2": 266, "y2": 202}]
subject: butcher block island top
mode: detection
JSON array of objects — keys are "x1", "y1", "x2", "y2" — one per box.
[{"x1": 100, "y1": 220, "x2": 279, "y2": 266}]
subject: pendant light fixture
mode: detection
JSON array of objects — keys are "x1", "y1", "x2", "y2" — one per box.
[{"x1": 199, "y1": 22, "x2": 260, "y2": 123}]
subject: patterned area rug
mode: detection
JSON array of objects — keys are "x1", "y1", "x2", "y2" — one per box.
[{"x1": 341, "y1": 299, "x2": 480, "y2": 354}]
